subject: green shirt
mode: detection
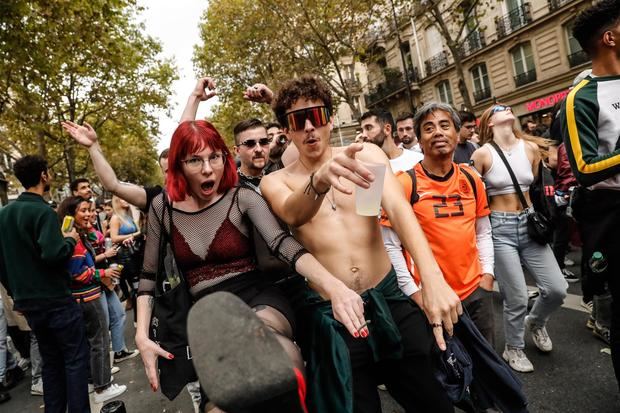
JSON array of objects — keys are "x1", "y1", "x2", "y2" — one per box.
[{"x1": 0, "y1": 192, "x2": 76, "y2": 309}]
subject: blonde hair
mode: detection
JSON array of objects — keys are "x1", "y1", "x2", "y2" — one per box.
[
  {"x1": 479, "y1": 103, "x2": 554, "y2": 159},
  {"x1": 111, "y1": 195, "x2": 140, "y2": 232}
]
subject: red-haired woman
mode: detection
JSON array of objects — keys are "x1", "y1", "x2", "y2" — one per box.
[
  {"x1": 136, "y1": 120, "x2": 349, "y2": 412},
  {"x1": 471, "y1": 104, "x2": 567, "y2": 374}
]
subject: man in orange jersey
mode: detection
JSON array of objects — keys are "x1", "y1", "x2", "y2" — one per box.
[{"x1": 383, "y1": 102, "x2": 496, "y2": 345}]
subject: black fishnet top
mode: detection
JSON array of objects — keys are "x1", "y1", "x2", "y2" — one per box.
[{"x1": 139, "y1": 187, "x2": 308, "y2": 297}]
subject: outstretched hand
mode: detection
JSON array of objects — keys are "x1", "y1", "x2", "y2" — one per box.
[
  {"x1": 62, "y1": 121, "x2": 97, "y2": 148},
  {"x1": 192, "y1": 77, "x2": 217, "y2": 101},
  {"x1": 314, "y1": 143, "x2": 375, "y2": 195},
  {"x1": 243, "y1": 83, "x2": 274, "y2": 104}
]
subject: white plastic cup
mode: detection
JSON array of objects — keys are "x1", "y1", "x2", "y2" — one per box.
[{"x1": 355, "y1": 162, "x2": 386, "y2": 216}]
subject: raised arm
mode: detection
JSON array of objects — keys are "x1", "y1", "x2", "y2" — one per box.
[
  {"x1": 243, "y1": 83, "x2": 274, "y2": 105},
  {"x1": 62, "y1": 121, "x2": 147, "y2": 209},
  {"x1": 179, "y1": 77, "x2": 217, "y2": 123}
]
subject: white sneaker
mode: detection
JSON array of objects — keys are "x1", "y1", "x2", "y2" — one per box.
[
  {"x1": 111, "y1": 366, "x2": 120, "y2": 374},
  {"x1": 377, "y1": 384, "x2": 387, "y2": 391},
  {"x1": 564, "y1": 258, "x2": 575, "y2": 266},
  {"x1": 94, "y1": 383, "x2": 127, "y2": 404},
  {"x1": 525, "y1": 316, "x2": 553, "y2": 352},
  {"x1": 502, "y1": 346, "x2": 534, "y2": 373},
  {"x1": 31, "y1": 380, "x2": 44, "y2": 396}
]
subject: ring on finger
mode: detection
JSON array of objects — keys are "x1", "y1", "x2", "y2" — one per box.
[{"x1": 431, "y1": 322, "x2": 442, "y2": 328}]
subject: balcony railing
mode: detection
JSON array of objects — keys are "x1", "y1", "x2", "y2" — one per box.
[
  {"x1": 364, "y1": 67, "x2": 419, "y2": 107},
  {"x1": 548, "y1": 0, "x2": 572, "y2": 11},
  {"x1": 514, "y1": 69, "x2": 537, "y2": 87},
  {"x1": 473, "y1": 87, "x2": 492, "y2": 102},
  {"x1": 460, "y1": 31, "x2": 487, "y2": 57},
  {"x1": 424, "y1": 51, "x2": 449, "y2": 76},
  {"x1": 495, "y1": 3, "x2": 532, "y2": 39},
  {"x1": 568, "y1": 50, "x2": 589, "y2": 67}
]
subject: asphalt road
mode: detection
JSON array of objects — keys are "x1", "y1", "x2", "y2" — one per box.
[{"x1": 3, "y1": 251, "x2": 618, "y2": 412}]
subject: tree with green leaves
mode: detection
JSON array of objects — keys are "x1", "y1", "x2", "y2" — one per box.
[
  {"x1": 402, "y1": 0, "x2": 493, "y2": 111},
  {"x1": 0, "y1": 0, "x2": 176, "y2": 189},
  {"x1": 194, "y1": 0, "x2": 385, "y2": 126}
]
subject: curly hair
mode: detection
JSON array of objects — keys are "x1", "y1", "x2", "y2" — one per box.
[{"x1": 272, "y1": 75, "x2": 333, "y2": 126}]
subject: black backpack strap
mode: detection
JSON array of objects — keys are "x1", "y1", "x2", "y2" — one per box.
[
  {"x1": 458, "y1": 165, "x2": 478, "y2": 203},
  {"x1": 406, "y1": 169, "x2": 419, "y2": 204},
  {"x1": 489, "y1": 141, "x2": 530, "y2": 209}
]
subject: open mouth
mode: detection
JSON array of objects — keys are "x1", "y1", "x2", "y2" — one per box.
[
  {"x1": 305, "y1": 137, "x2": 319, "y2": 145},
  {"x1": 201, "y1": 181, "x2": 215, "y2": 191}
]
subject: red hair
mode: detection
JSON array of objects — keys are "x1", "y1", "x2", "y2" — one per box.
[{"x1": 166, "y1": 120, "x2": 238, "y2": 202}]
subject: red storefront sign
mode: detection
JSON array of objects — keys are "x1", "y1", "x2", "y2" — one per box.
[{"x1": 524, "y1": 89, "x2": 570, "y2": 112}]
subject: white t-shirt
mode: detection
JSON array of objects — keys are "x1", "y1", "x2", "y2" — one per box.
[
  {"x1": 389, "y1": 148, "x2": 424, "y2": 173},
  {"x1": 399, "y1": 143, "x2": 423, "y2": 154}
]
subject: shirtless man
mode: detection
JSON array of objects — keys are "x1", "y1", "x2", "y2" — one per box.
[{"x1": 260, "y1": 75, "x2": 460, "y2": 412}]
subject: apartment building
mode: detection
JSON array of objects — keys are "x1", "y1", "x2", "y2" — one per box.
[{"x1": 359, "y1": 0, "x2": 592, "y2": 127}]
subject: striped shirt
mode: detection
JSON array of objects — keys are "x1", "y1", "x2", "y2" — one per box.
[{"x1": 67, "y1": 237, "x2": 103, "y2": 302}]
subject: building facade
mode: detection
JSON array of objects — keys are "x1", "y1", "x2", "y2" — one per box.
[{"x1": 359, "y1": 0, "x2": 592, "y2": 128}]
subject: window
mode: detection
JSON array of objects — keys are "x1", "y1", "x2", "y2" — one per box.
[
  {"x1": 436, "y1": 80, "x2": 453, "y2": 105},
  {"x1": 565, "y1": 21, "x2": 589, "y2": 67},
  {"x1": 471, "y1": 64, "x2": 491, "y2": 101},
  {"x1": 511, "y1": 43, "x2": 534, "y2": 74},
  {"x1": 511, "y1": 42, "x2": 537, "y2": 86},
  {"x1": 425, "y1": 26, "x2": 443, "y2": 57}
]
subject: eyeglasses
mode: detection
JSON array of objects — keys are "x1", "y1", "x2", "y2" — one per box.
[
  {"x1": 280, "y1": 106, "x2": 331, "y2": 131},
  {"x1": 238, "y1": 137, "x2": 272, "y2": 148},
  {"x1": 491, "y1": 105, "x2": 511, "y2": 115},
  {"x1": 182, "y1": 153, "x2": 225, "y2": 171}
]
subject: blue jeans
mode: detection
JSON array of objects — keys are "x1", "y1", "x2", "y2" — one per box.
[
  {"x1": 0, "y1": 296, "x2": 18, "y2": 381},
  {"x1": 25, "y1": 301, "x2": 90, "y2": 413},
  {"x1": 100, "y1": 289, "x2": 127, "y2": 352},
  {"x1": 490, "y1": 210, "x2": 568, "y2": 349}
]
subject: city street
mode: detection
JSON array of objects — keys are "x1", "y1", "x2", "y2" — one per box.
[{"x1": 3, "y1": 252, "x2": 618, "y2": 413}]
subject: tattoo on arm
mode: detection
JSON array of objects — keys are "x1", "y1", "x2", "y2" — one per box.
[{"x1": 148, "y1": 296, "x2": 154, "y2": 309}]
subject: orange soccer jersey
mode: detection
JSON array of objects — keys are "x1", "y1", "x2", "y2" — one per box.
[{"x1": 395, "y1": 163, "x2": 490, "y2": 300}]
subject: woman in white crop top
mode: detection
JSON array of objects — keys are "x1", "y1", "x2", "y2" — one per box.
[{"x1": 471, "y1": 104, "x2": 567, "y2": 374}]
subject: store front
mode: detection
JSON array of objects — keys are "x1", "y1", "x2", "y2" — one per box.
[{"x1": 516, "y1": 88, "x2": 570, "y2": 130}]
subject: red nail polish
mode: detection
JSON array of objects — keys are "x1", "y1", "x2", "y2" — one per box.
[
  {"x1": 353, "y1": 331, "x2": 359, "y2": 338},
  {"x1": 168, "y1": 354, "x2": 174, "y2": 360},
  {"x1": 361, "y1": 330, "x2": 368, "y2": 338}
]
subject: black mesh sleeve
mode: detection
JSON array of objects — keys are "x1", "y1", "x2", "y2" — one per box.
[
  {"x1": 138, "y1": 193, "x2": 164, "y2": 297},
  {"x1": 237, "y1": 188, "x2": 308, "y2": 271}
]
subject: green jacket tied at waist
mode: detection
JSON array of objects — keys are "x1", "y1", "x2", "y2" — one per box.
[{"x1": 295, "y1": 269, "x2": 409, "y2": 413}]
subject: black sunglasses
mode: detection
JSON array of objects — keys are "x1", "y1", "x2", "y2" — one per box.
[{"x1": 238, "y1": 137, "x2": 272, "y2": 148}]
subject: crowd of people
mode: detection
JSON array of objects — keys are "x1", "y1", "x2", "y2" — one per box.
[{"x1": 0, "y1": 1, "x2": 618, "y2": 412}]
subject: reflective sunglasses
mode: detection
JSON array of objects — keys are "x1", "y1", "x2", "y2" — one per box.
[
  {"x1": 491, "y1": 105, "x2": 511, "y2": 115},
  {"x1": 238, "y1": 137, "x2": 272, "y2": 148},
  {"x1": 280, "y1": 106, "x2": 331, "y2": 131}
]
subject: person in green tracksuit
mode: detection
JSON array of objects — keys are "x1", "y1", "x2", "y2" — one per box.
[{"x1": 560, "y1": 0, "x2": 620, "y2": 391}]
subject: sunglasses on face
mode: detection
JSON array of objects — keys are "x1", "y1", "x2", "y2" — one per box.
[
  {"x1": 238, "y1": 137, "x2": 272, "y2": 148},
  {"x1": 280, "y1": 106, "x2": 331, "y2": 131},
  {"x1": 491, "y1": 105, "x2": 511, "y2": 115}
]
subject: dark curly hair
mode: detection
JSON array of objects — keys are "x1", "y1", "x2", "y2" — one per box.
[
  {"x1": 572, "y1": 0, "x2": 620, "y2": 56},
  {"x1": 272, "y1": 75, "x2": 333, "y2": 127}
]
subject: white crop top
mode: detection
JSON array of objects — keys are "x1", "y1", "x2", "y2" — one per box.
[{"x1": 483, "y1": 140, "x2": 534, "y2": 197}]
